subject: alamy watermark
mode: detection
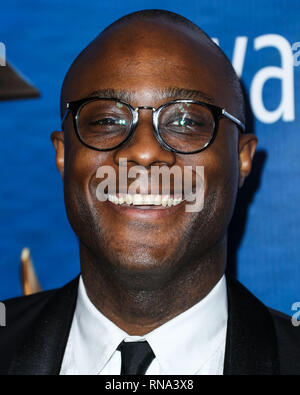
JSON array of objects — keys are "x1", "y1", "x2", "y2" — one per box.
[
  {"x1": 291, "y1": 302, "x2": 300, "y2": 327},
  {"x1": 0, "y1": 42, "x2": 6, "y2": 66},
  {"x1": 95, "y1": 159, "x2": 205, "y2": 213},
  {"x1": 0, "y1": 302, "x2": 6, "y2": 326},
  {"x1": 292, "y1": 41, "x2": 300, "y2": 67}
]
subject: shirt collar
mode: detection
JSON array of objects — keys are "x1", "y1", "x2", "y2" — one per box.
[
  {"x1": 69, "y1": 277, "x2": 127, "y2": 374},
  {"x1": 70, "y1": 274, "x2": 227, "y2": 375},
  {"x1": 145, "y1": 275, "x2": 228, "y2": 374}
]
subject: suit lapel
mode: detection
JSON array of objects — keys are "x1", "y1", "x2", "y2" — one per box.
[
  {"x1": 224, "y1": 275, "x2": 280, "y2": 375},
  {"x1": 9, "y1": 277, "x2": 79, "y2": 375}
]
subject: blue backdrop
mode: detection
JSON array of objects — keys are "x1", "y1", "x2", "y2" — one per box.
[{"x1": 0, "y1": 0, "x2": 299, "y2": 315}]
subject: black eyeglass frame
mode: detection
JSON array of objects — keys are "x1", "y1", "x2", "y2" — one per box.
[{"x1": 61, "y1": 97, "x2": 246, "y2": 155}]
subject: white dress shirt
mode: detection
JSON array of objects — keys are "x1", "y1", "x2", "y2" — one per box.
[{"x1": 60, "y1": 275, "x2": 228, "y2": 375}]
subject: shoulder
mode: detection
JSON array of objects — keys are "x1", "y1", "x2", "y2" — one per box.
[
  {"x1": 226, "y1": 275, "x2": 300, "y2": 374},
  {"x1": 268, "y1": 307, "x2": 300, "y2": 346},
  {"x1": 268, "y1": 307, "x2": 300, "y2": 374},
  {"x1": 0, "y1": 286, "x2": 67, "y2": 375},
  {"x1": 3, "y1": 289, "x2": 57, "y2": 319},
  {"x1": 1, "y1": 288, "x2": 60, "y2": 336},
  {"x1": 269, "y1": 308, "x2": 299, "y2": 335}
]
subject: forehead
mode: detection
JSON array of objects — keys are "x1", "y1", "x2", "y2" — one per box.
[{"x1": 61, "y1": 20, "x2": 235, "y2": 112}]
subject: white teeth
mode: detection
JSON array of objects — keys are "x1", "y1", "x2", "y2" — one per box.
[
  {"x1": 143, "y1": 195, "x2": 153, "y2": 205},
  {"x1": 154, "y1": 195, "x2": 162, "y2": 205},
  {"x1": 161, "y1": 195, "x2": 169, "y2": 207},
  {"x1": 118, "y1": 195, "x2": 125, "y2": 205},
  {"x1": 108, "y1": 194, "x2": 118, "y2": 204},
  {"x1": 107, "y1": 194, "x2": 184, "y2": 207},
  {"x1": 125, "y1": 194, "x2": 133, "y2": 205},
  {"x1": 174, "y1": 198, "x2": 182, "y2": 205},
  {"x1": 167, "y1": 198, "x2": 174, "y2": 207},
  {"x1": 132, "y1": 194, "x2": 143, "y2": 205}
]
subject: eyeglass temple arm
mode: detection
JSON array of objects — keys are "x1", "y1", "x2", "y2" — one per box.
[
  {"x1": 61, "y1": 103, "x2": 70, "y2": 126},
  {"x1": 222, "y1": 109, "x2": 246, "y2": 133}
]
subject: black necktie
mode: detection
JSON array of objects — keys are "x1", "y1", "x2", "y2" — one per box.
[{"x1": 117, "y1": 340, "x2": 155, "y2": 375}]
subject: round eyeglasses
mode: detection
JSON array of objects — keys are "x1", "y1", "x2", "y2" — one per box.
[{"x1": 61, "y1": 97, "x2": 245, "y2": 155}]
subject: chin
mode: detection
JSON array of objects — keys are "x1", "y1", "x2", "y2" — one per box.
[{"x1": 98, "y1": 243, "x2": 183, "y2": 290}]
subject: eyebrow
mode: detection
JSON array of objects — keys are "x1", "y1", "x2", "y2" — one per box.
[{"x1": 86, "y1": 87, "x2": 216, "y2": 105}]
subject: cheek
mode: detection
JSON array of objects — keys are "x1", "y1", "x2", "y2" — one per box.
[
  {"x1": 206, "y1": 125, "x2": 239, "y2": 188},
  {"x1": 208, "y1": 149, "x2": 238, "y2": 191},
  {"x1": 64, "y1": 127, "x2": 113, "y2": 188},
  {"x1": 205, "y1": 132, "x2": 240, "y2": 226},
  {"x1": 179, "y1": 132, "x2": 239, "y2": 205},
  {"x1": 63, "y1": 144, "x2": 113, "y2": 233},
  {"x1": 182, "y1": 131, "x2": 240, "y2": 236},
  {"x1": 65, "y1": 143, "x2": 112, "y2": 194}
]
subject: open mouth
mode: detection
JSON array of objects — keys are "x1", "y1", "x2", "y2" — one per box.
[
  {"x1": 107, "y1": 193, "x2": 184, "y2": 208},
  {"x1": 103, "y1": 192, "x2": 189, "y2": 220}
]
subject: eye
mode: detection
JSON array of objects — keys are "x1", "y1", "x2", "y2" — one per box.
[
  {"x1": 169, "y1": 118, "x2": 203, "y2": 127},
  {"x1": 89, "y1": 118, "x2": 128, "y2": 126},
  {"x1": 166, "y1": 117, "x2": 206, "y2": 129}
]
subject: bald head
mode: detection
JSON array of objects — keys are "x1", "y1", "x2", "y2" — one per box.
[{"x1": 60, "y1": 9, "x2": 245, "y2": 123}]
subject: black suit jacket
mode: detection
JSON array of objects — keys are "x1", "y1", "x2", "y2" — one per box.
[{"x1": 0, "y1": 275, "x2": 300, "y2": 375}]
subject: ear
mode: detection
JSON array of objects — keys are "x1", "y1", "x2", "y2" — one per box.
[
  {"x1": 238, "y1": 133, "x2": 258, "y2": 188},
  {"x1": 50, "y1": 131, "x2": 65, "y2": 181}
]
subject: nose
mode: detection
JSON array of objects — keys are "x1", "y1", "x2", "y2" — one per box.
[{"x1": 113, "y1": 108, "x2": 176, "y2": 168}]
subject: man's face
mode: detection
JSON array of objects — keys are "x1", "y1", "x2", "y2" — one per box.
[{"x1": 55, "y1": 20, "x2": 256, "y2": 286}]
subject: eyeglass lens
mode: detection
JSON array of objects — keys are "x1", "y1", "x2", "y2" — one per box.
[{"x1": 77, "y1": 99, "x2": 215, "y2": 152}]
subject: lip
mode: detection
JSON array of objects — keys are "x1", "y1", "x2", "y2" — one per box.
[{"x1": 105, "y1": 198, "x2": 186, "y2": 219}]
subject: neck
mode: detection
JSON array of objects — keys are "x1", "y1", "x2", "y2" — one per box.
[{"x1": 80, "y1": 239, "x2": 226, "y2": 336}]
